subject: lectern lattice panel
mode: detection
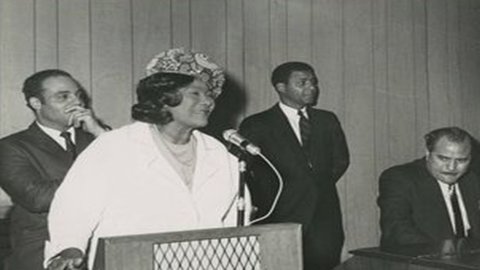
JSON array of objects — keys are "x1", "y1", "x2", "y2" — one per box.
[{"x1": 153, "y1": 235, "x2": 261, "y2": 270}]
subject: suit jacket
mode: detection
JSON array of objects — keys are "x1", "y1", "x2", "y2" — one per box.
[
  {"x1": 378, "y1": 158, "x2": 480, "y2": 249},
  {"x1": 0, "y1": 123, "x2": 95, "y2": 270},
  {"x1": 239, "y1": 104, "x2": 349, "y2": 270}
]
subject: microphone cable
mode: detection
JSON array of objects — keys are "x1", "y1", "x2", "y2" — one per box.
[{"x1": 248, "y1": 152, "x2": 283, "y2": 225}]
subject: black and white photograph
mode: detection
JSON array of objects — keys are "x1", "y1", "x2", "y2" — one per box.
[{"x1": 0, "y1": 1, "x2": 480, "y2": 269}]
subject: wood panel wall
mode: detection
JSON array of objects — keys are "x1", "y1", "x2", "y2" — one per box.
[{"x1": 1, "y1": 0, "x2": 480, "y2": 258}]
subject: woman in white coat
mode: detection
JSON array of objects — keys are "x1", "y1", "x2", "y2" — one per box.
[{"x1": 45, "y1": 48, "x2": 249, "y2": 270}]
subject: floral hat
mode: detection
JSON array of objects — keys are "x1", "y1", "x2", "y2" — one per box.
[{"x1": 146, "y1": 48, "x2": 226, "y2": 98}]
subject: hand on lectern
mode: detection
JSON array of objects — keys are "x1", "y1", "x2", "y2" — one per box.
[
  {"x1": 439, "y1": 237, "x2": 469, "y2": 259},
  {"x1": 439, "y1": 239, "x2": 456, "y2": 259},
  {"x1": 47, "y1": 247, "x2": 85, "y2": 270},
  {"x1": 456, "y1": 237, "x2": 469, "y2": 258}
]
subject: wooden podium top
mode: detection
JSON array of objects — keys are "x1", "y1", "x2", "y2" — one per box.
[
  {"x1": 341, "y1": 244, "x2": 480, "y2": 270},
  {"x1": 93, "y1": 223, "x2": 303, "y2": 270}
]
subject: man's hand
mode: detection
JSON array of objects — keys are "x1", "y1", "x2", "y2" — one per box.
[
  {"x1": 47, "y1": 248, "x2": 85, "y2": 270},
  {"x1": 66, "y1": 105, "x2": 106, "y2": 137}
]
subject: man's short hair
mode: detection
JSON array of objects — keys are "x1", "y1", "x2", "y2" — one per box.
[
  {"x1": 424, "y1": 127, "x2": 472, "y2": 152},
  {"x1": 271, "y1": 62, "x2": 315, "y2": 87},
  {"x1": 22, "y1": 69, "x2": 79, "y2": 108}
]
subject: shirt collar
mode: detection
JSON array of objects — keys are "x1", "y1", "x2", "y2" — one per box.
[
  {"x1": 436, "y1": 180, "x2": 457, "y2": 196},
  {"x1": 279, "y1": 102, "x2": 308, "y2": 119},
  {"x1": 36, "y1": 121, "x2": 76, "y2": 144}
]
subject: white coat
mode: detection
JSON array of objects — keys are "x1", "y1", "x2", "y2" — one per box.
[{"x1": 45, "y1": 122, "x2": 247, "y2": 268}]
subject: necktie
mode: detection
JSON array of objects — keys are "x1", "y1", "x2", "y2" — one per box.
[
  {"x1": 60, "y1": 131, "x2": 77, "y2": 160},
  {"x1": 450, "y1": 185, "x2": 465, "y2": 238},
  {"x1": 298, "y1": 109, "x2": 311, "y2": 148}
]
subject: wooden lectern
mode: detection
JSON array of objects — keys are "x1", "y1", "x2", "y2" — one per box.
[{"x1": 93, "y1": 223, "x2": 302, "y2": 270}]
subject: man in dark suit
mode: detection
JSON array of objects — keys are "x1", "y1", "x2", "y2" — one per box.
[
  {"x1": 239, "y1": 62, "x2": 350, "y2": 270},
  {"x1": 378, "y1": 127, "x2": 480, "y2": 250},
  {"x1": 0, "y1": 69, "x2": 107, "y2": 270}
]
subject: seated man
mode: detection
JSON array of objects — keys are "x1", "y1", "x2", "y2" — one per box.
[{"x1": 378, "y1": 127, "x2": 480, "y2": 249}]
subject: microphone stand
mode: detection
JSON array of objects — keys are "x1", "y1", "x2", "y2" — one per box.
[{"x1": 237, "y1": 150, "x2": 248, "y2": 227}]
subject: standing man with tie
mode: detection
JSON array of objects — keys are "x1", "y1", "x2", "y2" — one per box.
[
  {"x1": 0, "y1": 69, "x2": 108, "y2": 270},
  {"x1": 239, "y1": 62, "x2": 350, "y2": 270},
  {"x1": 378, "y1": 127, "x2": 480, "y2": 249}
]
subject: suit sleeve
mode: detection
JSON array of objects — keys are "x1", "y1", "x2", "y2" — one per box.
[
  {"x1": 0, "y1": 141, "x2": 60, "y2": 213},
  {"x1": 378, "y1": 169, "x2": 431, "y2": 247},
  {"x1": 330, "y1": 114, "x2": 349, "y2": 182}
]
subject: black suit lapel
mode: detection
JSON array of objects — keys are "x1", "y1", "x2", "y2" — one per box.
[
  {"x1": 415, "y1": 160, "x2": 455, "y2": 236},
  {"x1": 74, "y1": 128, "x2": 94, "y2": 153},
  {"x1": 271, "y1": 105, "x2": 301, "y2": 147},
  {"x1": 27, "y1": 123, "x2": 94, "y2": 160},
  {"x1": 271, "y1": 105, "x2": 312, "y2": 168},
  {"x1": 21, "y1": 123, "x2": 77, "y2": 176},
  {"x1": 26, "y1": 123, "x2": 68, "y2": 158},
  {"x1": 458, "y1": 174, "x2": 480, "y2": 237},
  {"x1": 306, "y1": 108, "x2": 326, "y2": 169}
]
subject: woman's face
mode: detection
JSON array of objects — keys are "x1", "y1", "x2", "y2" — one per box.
[{"x1": 166, "y1": 79, "x2": 216, "y2": 130}]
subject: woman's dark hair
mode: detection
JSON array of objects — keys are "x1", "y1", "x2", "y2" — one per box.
[{"x1": 131, "y1": 72, "x2": 194, "y2": 124}]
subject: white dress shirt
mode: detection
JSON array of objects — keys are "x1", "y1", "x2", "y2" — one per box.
[
  {"x1": 278, "y1": 102, "x2": 308, "y2": 145},
  {"x1": 436, "y1": 181, "x2": 470, "y2": 236},
  {"x1": 36, "y1": 122, "x2": 76, "y2": 150}
]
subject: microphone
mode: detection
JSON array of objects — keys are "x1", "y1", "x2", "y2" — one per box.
[{"x1": 223, "y1": 129, "x2": 261, "y2": 156}]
